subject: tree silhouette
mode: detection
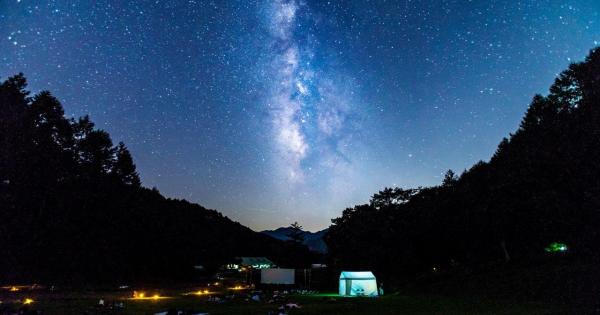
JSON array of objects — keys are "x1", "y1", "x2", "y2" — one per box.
[
  {"x1": 326, "y1": 46, "x2": 600, "y2": 286},
  {"x1": 78, "y1": 129, "x2": 115, "y2": 176},
  {"x1": 114, "y1": 142, "x2": 141, "y2": 186},
  {"x1": 0, "y1": 73, "x2": 314, "y2": 284},
  {"x1": 442, "y1": 169, "x2": 457, "y2": 187},
  {"x1": 287, "y1": 221, "x2": 305, "y2": 244}
]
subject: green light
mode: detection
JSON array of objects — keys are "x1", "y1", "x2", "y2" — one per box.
[
  {"x1": 545, "y1": 242, "x2": 567, "y2": 253},
  {"x1": 310, "y1": 293, "x2": 340, "y2": 298}
]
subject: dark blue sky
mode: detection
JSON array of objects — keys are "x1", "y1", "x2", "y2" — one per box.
[{"x1": 1, "y1": 0, "x2": 598, "y2": 231}]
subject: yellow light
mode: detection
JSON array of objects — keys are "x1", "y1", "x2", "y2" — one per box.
[
  {"x1": 132, "y1": 291, "x2": 145, "y2": 299},
  {"x1": 130, "y1": 291, "x2": 169, "y2": 300},
  {"x1": 9, "y1": 286, "x2": 19, "y2": 292},
  {"x1": 181, "y1": 289, "x2": 214, "y2": 297},
  {"x1": 23, "y1": 298, "x2": 34, "y2": 305}
]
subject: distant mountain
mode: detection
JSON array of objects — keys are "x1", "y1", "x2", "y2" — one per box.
[{"x1": 261, "y1": 227, "x2": 328, "y2": 253}]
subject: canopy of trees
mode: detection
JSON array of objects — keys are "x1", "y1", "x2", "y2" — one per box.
[
  {"x1": 0, "y1": 75, "x2": 313, "y2": 284},
  {"x1": 326, "y1": 47, "x2": 600, "y2": 284}
]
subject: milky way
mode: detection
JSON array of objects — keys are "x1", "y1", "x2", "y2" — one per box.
[
  {"x1": 268, "y1": 0, "x2": 309, "y2": 182},
  {"x1": 266, "y1": 0, "x2": 353, "y2": 185},
  {"x1": 1, "y1": 0, "x2": 598, "y2": 230}
]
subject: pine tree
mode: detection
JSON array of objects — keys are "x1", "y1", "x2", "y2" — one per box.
[
  {"x1": 287, "y1": 221, "x2": 305, "y2": 244},
  {"x1": 114, "y1": 142, "x2": 141, "y2": 186},
  {"x1": 442, "y1": 169, "x2": 457, "y2": 187}
]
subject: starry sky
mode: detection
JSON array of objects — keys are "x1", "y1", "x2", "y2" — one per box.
[{"x1": 1, "y1": 0, "x2": 599, "y2": 231}]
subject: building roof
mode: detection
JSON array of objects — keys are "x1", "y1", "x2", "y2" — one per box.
[{"x1": 238, "y1": 256, "x2": 275, "y2": 267}]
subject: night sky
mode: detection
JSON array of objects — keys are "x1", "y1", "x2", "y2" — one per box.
[{"x1": 1, "y1": 1, "x2": 598, "y2": 231}]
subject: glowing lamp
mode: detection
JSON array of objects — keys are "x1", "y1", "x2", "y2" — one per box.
[
  {"x1": 132, "y1": 291, "x2": 145, "y2": 299},
  {"x1": 545, "y1": 242, "x2": 568, "y2": 253}
]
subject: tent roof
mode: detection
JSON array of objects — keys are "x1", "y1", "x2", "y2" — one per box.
[{"x1": 339, "y1": 271, "x2": 376, "y2": 280}]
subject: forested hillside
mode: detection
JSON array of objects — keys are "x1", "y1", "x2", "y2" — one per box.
[
  {"x1": 326, "y1": 48, "x2": 600, "y2": 285},
  {"x1": 0, "y1": 75, "x2": 312, "y2": 284}
]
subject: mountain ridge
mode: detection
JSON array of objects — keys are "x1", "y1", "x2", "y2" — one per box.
[{"x1": 261, "y1": 227, "x2": 328, "y2": 253}]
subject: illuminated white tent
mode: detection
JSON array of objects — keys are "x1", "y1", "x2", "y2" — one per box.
[{"x1": 339, "y1": 271, "x2": 378, "y2": 297}]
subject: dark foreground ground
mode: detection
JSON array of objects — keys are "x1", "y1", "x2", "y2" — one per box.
[
  {"x1": 0, "y1": 291, "x2": 581, "y2": 315},
  {"x1": 2, "y1": 259, "x2": 598, "y2": 314}
]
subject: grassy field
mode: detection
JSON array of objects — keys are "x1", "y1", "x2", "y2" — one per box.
[
  {"x1": 4, "y1": 260, "x2": 596, "y2": 314},
  {"x1": 1, "y1": 291, "x2": 577, "y2": 315}
]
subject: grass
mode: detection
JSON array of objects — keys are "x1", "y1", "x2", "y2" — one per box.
[
  {"x1": 2, "y1": 291, "x2": 573, "y2": 315},
  {"x1": 6, "y1": 260, "x2": 596, "y2": 314}
]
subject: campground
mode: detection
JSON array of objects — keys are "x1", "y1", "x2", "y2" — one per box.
[
  {"x1": 2, "y1": 259, "x2": 598, "y2": 314},
  {"x1": 0, "y1": 290, "x2": 576, "y2": 315}
]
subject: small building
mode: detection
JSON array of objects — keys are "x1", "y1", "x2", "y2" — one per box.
[
  {"x1": 261, "y1": 268, "x2": 295, "y2": 284},
  {"x1": 339, "y1": 271, "x2": 378, "y2": 297}
]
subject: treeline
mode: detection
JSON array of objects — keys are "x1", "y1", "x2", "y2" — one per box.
[
  {"x1": 326, "y1": 48, "x2": 600, "y2": 284},
  {"x1": 0, "y1": 75, "x2": 313, "y2": 284}
]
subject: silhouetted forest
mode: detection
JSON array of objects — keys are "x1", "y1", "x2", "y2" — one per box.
[
  {"x1": 3, "y1": 48, "x2": 600, "y2": 292},
  {"x1": 326, "y1": 48, "x2": 600, "y2": 285},
  {"x1": 0, "y1": 76, "x2": 313, "y2": 284}
]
